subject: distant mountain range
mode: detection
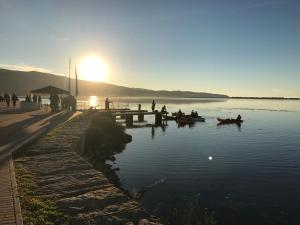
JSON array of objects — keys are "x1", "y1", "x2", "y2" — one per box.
[{"x1": 0, "y1": 68, "x2": 228, "y2": 98}]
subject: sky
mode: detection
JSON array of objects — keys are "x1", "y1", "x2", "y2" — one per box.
[{"x1": 0, "y1": 0, "x2": 299, "y2": 97}]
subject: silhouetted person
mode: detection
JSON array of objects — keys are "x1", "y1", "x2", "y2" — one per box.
[
  {"x1": 236, "y1": 114, "x2": 242, "y2": 121},
  {"x1": 4, "y1": 93, "x2": 10, "y2": 108},
  {"x1": 25, "y1": 95, "x2": 30, "y2": 102},
  {"x1": 54, "y1": 94, "x2": 59, "y2": 111},
  {"x1": 151, "y1": 99, "x2": 156, "y2": 111},
  {"x1": 38, "y1": 95, "x2": 42, "y2": 106},
  {"x1": 11, "y1": 93, "x2": 18, "y2": 108},
  {"x1": 161, "y1": 105, "x2": 166, "y2": 113},
  {"x1": 71, "y1": 95, "x2": 77, "y2": 112},
  {"x1": 50, "y1": 93, "x2": 55, "y2": 112},
  {"x1": 191, "y1": 110, "x2": 195, "y2": 117},
  {"x1": 32, "y1": 94, "x2": 37, "y2": 103},
  {"x1": 177, "y1": 109, "x2": 183, "y2": 119},
  {"x1": 138, "y1": 104, "x2": 141, "y2": 111},
  {"x1": 105, "y1": 98, "x2": 111, "y2": 110}
]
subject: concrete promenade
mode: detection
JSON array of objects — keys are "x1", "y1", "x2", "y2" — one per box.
[{"x1": 0, "y1": 109, "x2": 74, "y2": 225}]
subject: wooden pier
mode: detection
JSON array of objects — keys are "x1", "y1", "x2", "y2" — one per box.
[
  {"x1": 111, "y1": 110, "x2": 167, "y2": 127},
  {"x1": 79, "y1": 107, "x2": 168, "y2": 127}
]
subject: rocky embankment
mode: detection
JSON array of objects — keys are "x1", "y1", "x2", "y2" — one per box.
[{"x1": 14, "y1": 113, "x2": 160, "y2": 225}]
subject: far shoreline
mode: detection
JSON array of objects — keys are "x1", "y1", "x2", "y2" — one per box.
[{"x1": 230, "y1": 97, "x2": 300, "y2": 100}]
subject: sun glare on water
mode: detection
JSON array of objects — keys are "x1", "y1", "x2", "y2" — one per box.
[{"x1": 80, "y1": 56, "x2": 108, "y2": 82}]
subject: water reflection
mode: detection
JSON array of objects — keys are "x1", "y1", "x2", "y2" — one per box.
[
  {"x1": 217, "y1": 122, "x2": 242, "y2": 131},
  {"x1": 151, "y1": 121, "x2": 168, "y2": 139},
  {"x1": 151, "y1": 126, "x2": 155, "y2": 139}
]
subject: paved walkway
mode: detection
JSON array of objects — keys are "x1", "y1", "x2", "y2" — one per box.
[{"x1": 0, "y1": 110, "x2": 75, "y2": 225}]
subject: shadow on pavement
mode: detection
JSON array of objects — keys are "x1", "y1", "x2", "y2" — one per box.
[{"x1": 0, "y1": 111, "x2": 74, "y2": 165}]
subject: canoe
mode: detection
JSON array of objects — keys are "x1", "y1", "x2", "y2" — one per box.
[{"x1": 217, "y1": 118, "x2": 243, "y2": 124}]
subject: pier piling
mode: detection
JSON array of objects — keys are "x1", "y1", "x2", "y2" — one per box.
[
  {"x1": 155, "y1": 112, "x2": 162, "y2": 125},
  {"x1": 126, "y1": 114, "x2": 134, "y2": 127},
  {"x1": 138, "y1": 114, "x2": 144, "y2": 122}
]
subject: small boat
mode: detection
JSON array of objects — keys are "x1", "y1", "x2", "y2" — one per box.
[
  {"x1": 191, "y1": 116, "x2": 205, "y2": 122},
  {"x1": 163, "y1": 115, "x2": 176, "y2": 120},
  {"x1": 177, "y1": 117, "x2": 193, "y2": 124},
  {"x1": 217, "y1": 118, "x2": 243, "y2": 124}
]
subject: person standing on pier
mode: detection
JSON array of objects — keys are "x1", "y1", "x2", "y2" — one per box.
[
  {"x1": 161, "y1": 105, "x2": 167, "y2": 113},
  {"x1": 151, "y1": 99, "x2": 156, "y2": 111}
]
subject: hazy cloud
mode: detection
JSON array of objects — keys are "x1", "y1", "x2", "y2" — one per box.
[
  {"x1": 235, "y1": 0, "x2": 285, "y2": 11},
  {"x1": 271, "y1": 88, "x2": 284, "y2": 92},
  {"x1": 0, "y1": 64, "x2": 51, "y2": 73},
  {"x1": 50, "y1": 35, "x2": 71, "y2": 42}
]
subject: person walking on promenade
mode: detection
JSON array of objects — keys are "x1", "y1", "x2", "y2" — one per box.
[
  {"x1": 105, "y1": 97, "x2": 111, "y2": 110},
  {"x1": 33, "y1": 94, "x2": 37, "y2": 103},
  {"x1": 4, "y1": 93, "x2": 10, "y2": 108},
  {"x1": 11, "y1": 93, "x2": 18, "y2": 108},
  {"x1": 38, "y1": 95, "x2": 42, "y2": 107},
  {"x1": 0, "y1": 94, "x2": 3, "y2": 108},
  {"x1": 151, "y1": 99, "x2": 156, "y2": 111},
  {"x1": 50, "y1": 93, "x2": 54, "y2": 112},
  {"x1": 54, "y1": 94, "x2": 60, "y2": 111},
  {"x1": 0, "y1": 94, "x2": 3, "y2": 107}
]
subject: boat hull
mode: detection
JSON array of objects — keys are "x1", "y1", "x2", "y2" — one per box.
[{"x1": 217, "y1": 118, "x2": 243, "y2": 124}]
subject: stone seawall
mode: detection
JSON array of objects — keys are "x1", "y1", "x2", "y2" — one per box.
[{"x1": 14, "y1": 114, "x2": 160, "y2": 225}]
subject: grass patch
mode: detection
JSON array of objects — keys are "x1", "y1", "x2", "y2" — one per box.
[
  {"x1": 45, "y1": 114, "x2": 82, "y2": 140},
  {"x1": 15, "y1": 162, "x2": 70, "y2": 225}
]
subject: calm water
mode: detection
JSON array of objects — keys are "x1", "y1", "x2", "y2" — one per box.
[{"x1": 106, "y1": 98, "x2": 300, "y2": 225}]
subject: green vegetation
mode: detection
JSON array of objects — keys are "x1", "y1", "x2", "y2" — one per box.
[
  {"x1": 45, "y1": 114, "x2": 82, "y2": 140},
  {"x1": 15, "y1": 162, "x2": 70, "y2": 225}
]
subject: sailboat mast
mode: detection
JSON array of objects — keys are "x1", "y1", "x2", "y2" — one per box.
[
  {"x1": 68, "y1": 57, "x2": 71, "y2": 94},
  {"x1": 75, "y1": 65, "x2": 79, "y2": 97},
  {"x1": 64, "y1": 73, "x2": 66, "y2": 89}
]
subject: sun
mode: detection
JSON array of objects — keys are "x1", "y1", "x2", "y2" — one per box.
[{"x1": 80, "y1": 56, "x2": 108, "y2": 82}]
